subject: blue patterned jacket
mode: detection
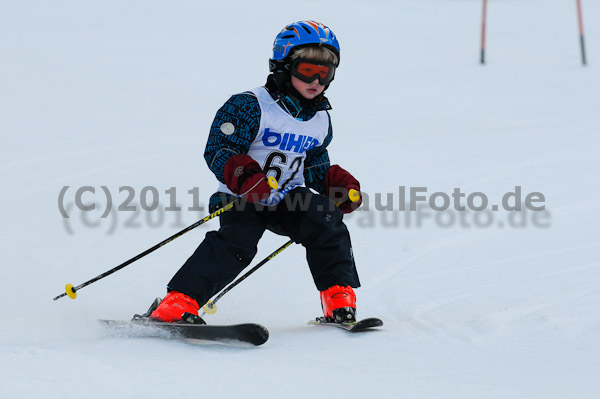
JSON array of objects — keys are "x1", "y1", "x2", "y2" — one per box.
[{"x1": 204, "y1": 86, "x2": 333, "y2": 211}]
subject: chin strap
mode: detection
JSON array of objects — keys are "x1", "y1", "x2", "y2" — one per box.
[{"x1": 265, "y1": 73, "x2": 326, "y2": 107}]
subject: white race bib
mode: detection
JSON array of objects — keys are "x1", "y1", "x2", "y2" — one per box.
[{"x1": 218, "y1": 87, "x2": 330, "y2": 200}]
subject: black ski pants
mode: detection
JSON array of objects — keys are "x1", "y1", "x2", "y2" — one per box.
[{"x1": 167, "y1": 187, "x2": 360, "y2": 306}]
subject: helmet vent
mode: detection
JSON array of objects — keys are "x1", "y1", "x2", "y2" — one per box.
[{"x1": 271, "y1": 21, "x2": 340, "y2": 63}]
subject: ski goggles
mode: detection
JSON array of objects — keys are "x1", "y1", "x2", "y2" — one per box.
[{"x1": 291, "y1": 59, "x2": 336, "y2": 85}]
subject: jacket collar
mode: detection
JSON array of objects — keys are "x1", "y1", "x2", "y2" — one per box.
[{"x1": 264, "y1": 75, "x2": 332, "y2": 119}]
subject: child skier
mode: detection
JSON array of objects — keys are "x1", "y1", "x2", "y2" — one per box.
[{"x1": 150, "y1": 20, "x2": 363, "y2": 324}]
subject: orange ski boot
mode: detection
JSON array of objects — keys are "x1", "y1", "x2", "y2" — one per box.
[
  {"x1": 150, "y1": 291, "x2": 200, "y2": 323},
  {"x1": 320, "y1": 285, "x2": 357, "y2": 323}
]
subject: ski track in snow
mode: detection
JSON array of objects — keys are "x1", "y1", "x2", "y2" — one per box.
[{"x1": 1, "y1": 0, "x2": 600, "y2": 398}]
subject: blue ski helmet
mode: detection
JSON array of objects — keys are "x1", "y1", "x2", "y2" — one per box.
[{"x1": 272, "y1": 20, "x2": 340, "y2": 63}]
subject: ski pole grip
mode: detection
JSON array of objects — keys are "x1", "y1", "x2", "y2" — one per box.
[
  {"x1": 335, "y1": 189, "x2": 361, "y2": 207},
  {"x1": 267, "y1": 176, "x2": 278, "y2": 190},
  {"x1": 348, "y1": 189, "x2": 361, "y2": 203}
]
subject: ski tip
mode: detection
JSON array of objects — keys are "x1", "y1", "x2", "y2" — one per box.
[
  {"x1": 308, "y1": 317, "x2": 383, "y2": 332},
  {"x1": 240, "y1": 323, "x2": 270, "y2": 346}
]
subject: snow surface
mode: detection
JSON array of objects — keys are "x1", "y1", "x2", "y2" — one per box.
[{"x1": 1, "y1": 0, "x2": 599, "y2": 397}]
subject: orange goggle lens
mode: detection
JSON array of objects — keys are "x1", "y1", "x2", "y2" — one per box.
[{"x1": 291, "y1": 60, "x2": 336, "y2": 85}]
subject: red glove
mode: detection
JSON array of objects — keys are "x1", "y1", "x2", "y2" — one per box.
[
  {"x1": 325, "y1": 164, "x2": 362, "y2": 214},
  {"x1": 224, "y1": 154, "x2": 271, "y2": 203}
]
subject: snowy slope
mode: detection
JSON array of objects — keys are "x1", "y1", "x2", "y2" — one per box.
[{"x1": 1, "y1": 0, "x2": 599, "y2": 398}]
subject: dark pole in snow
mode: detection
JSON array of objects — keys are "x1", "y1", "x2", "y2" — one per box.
[
  {"x1": 480, "y1": 0, "x2": 488, "y2": 64},
  {"x1": 575, "y1": 0, "x2": 587, "y2": 65}
]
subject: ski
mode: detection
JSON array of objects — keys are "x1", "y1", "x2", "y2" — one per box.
[
  {"x1": 308, "y1": 317, "x2": 383, "y2": 332},
  {"x1": 99, "y1": 317, "x2": 269, "y2": 346},
  {"x1": 99, "y1": 298, "x2": 269, "y2": 346}
]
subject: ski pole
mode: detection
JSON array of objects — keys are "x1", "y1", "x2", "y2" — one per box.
[
  {"x1": 202, "y1": 240, "x2": 294, "y2": 315},
  {"x1": 53, "y1": 177, "x2": 278, "y2": 301},
  {"x1": 201, "y1": 189, "x2": 361, "y2": 315},
  {"x1": 480, "y1": 0, "x2": 488, "y2": 64},
  {"x1": 575, "y1": 0, "x2": 587, "y2": 65}
]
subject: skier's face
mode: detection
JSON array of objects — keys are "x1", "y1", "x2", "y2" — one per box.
[{"x1": 291, "y1": 75, "x2": 325, "y2": 100}]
